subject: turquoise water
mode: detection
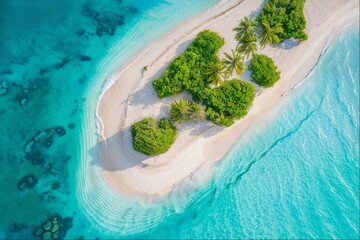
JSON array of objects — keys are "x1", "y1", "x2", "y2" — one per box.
[
  {"x1": 0, "y1": 0, "x2": 220, "y2": 238},
  {"x1": 143, "y1": 27, "x2": 360, "y2": 239},
  {"x1": 0, "y1": 0, "x2": 359, "y2": 239}
]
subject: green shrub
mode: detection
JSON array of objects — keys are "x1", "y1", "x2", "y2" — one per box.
[
  {"x1": 187, "y1": 30, "x2": 225, "y2": 63},
  {"x1": 152, "y1": 30, "x2": 224, "y2": 99},
  {"x1": 249, "y1": 54, "x2": 281, "y2": 88},
  {"x1": 131, "y1": 118, "x2": 177, "y2": 156},
  {"x1": 257, "y1": 0, "x2": 308, "y2": 41},
  {"x1": 202, "y1": 80, "x2": 256, "y2": 127},
  {"x1": 152, "y1": 30, "x2": 257, "y2": 127}
]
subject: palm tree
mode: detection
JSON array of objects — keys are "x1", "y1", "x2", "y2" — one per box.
[
  {"x1": 170, "y1": 98, "x2": 191, "y2": 124},
  {"x1": 189, "y1": 103, "x2": 206, "y2": 122},
  {"x1": 205, "y1": 62, "x2": 225, "y2": 86},
  {"x1": 238, "y1": 31, "x2": 258, "y2": 58},
  {"x1": 259, "y1": 20, "x2": 283, "y2": 48},
  {"x1": 222, "y1": 49, "x2": 245, "y2": 78},
  {"x1": 233, "y1": 16, "x2": 258, "y2": 41}
]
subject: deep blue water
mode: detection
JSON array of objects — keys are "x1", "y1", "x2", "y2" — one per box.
[{"x1": 0, "y1": 0, "x2": 359, "y2": 239}]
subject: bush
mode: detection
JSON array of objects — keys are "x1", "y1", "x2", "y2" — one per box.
[
  {"x1": 152, "y1": 30, "x2": 257, "y2": 127},
  {"x1": 202, "y1": 80, "x2": 256, "y2": 127},
  {"x1": 249, "y1": 54, "x2": 281, "y2": 88},
  {"x1": 131, "y1": 118, "x2": 177, "y2": 156},
  {"x1": 152, "y1": 30, "x2": 224, "y2": 99},
  {"x1": 257, "y1": 0, "x2": 308, "y2": 41}
]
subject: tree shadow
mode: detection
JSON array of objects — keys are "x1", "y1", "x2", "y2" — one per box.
[
  {"x1": 189, "y1": 121, "x2": 224, "y2": 138},
  {"x1": 274, "y1": 38, "x2": 300, "y2": 50},
  {"x1": 249, "y1": 0, "x2": 267, "y2": 19},
  {"x1": 89, "y1": 126, "x2": 152, "y2": 172},
  {"x1": 127, "y1": 80, "x2": 157, "y2": 109},
  {"x1": 176, "y1": 38, "x2": 193, "y2": 55}
]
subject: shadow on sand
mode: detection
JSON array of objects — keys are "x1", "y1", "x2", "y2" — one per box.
[{"x1": 89, "y1": 118, "x2": 224, "y2": 172}]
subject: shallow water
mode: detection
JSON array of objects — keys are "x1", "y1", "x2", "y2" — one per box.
[
  {"x1": 143, "y1": 27, "x2": 360, "y2": 239},
  {"x1": 0, "y1": 0, "x2": 359, "y2": 239},
  {"x1": 0, "y1": 0, "x2": 219, "y2": 238}
]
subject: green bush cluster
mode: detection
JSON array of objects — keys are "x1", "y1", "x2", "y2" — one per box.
[
  {"x1": 257, "y1": 0, "x2": 308, "y2": 41},
  {"x1": 202, "y1": 80, "x2": 256, "y2": 127},
  {"x1": 249, "y1": 54, "x2": 281, "y2": 88},
  {"x1": 131, "y1": 118, "x2": 177, "y2": 156},
  {"x1": 152, "y1": 30, "x2": 257, "y2": 127},
  {"x1": 152, "y1": 30, "x2": 225, "y2": 100}
]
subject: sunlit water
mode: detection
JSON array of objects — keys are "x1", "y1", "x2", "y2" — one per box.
[
  {"x1": 144, "y1": 27, "x2": 359, "y2": 239},
  {"x1": 0, "y1": 0, "x2": 220, "y2": 238},
  {"x1": 0, "y1": 0, "x2": 358, "y2": 238}
]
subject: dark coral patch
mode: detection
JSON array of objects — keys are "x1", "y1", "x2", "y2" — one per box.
[
  {"x1": 0, "y1": 80, "x2": 9, "y2": 96},
  {"x1": 81, "y1": 2, "x2": 127, "y2": 37},
  {"x1": 33, "y1": 215, "x2": 73, "y2": 240},
  {"x1": 79, "y1": 55, "x2": 92, "y2": 61},
  {"x1": 17, "y1": 174, "x2": 38, "y2": 191},
  {"x1": 24, "y1": 126, "x2": 66, "y2": 165},
  {"x1": 54, "y1": 58, "x2": 70, "y2": 70},
  {"x1": 51, "y1": 181, "x2": 60, "y2": 190}
]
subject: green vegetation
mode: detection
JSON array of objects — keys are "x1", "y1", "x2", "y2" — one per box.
[
  {"x1": 170, "y1": 98, "x2": 206, "y2": 124},
  {"x1": 170, "y1": 98, "x2": 191, "y2": 124},
  {"x1": 234, "y1": 16, "x2": 258, "y2": 42},
  {"x1": 237, "y1": 31, "x2": 258, "y2": 58},
  {"x1": 153, "y1": 30, "x2": 257, "y2": 127},
  {"x1": 222, "y1": 49, "x2": 245, "y2": 78},
  {"x1": 205, "y1": 62, "x2": 225, "y2": 86},
  {"x1": 131, "y1": 1, "x2": 308, "y2": 154},
  {"x1": 249, "y1": 54, "x2": 281, "y2": 88},
  {"x1": 131, "y1": 118, "x2": 177, "y2": 156},
  {"x1": 152, "y1": 30, "x2": 225, "y2": 100},
  {"x1": 202, "y1": 80, "x2": 256, "y2": 127},
  {"x1": 259, "y1": 20, "x2": 283, "y2": 48},
  {"x1": 189, "y1": 102, "x2": 206, "y2": 122},
  {"x1": 257, "y1": 0, "x2": 308, "y2": 42}
]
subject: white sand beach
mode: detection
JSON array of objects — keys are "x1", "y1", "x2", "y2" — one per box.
[{"x1": 96, "y1": 0, "x2": 359, "y2": 197}]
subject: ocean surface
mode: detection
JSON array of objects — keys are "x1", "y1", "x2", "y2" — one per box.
[{"x1": 0, "y1": 0, "x2": 359, "y2": 239}]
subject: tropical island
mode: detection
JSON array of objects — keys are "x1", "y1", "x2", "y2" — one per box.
[
  {"x1": 96, "y1": 0, "x2": 359, "y2": 196},
  {"x1": 131, "y1": 0, "x2": 307, "y2": 155}
]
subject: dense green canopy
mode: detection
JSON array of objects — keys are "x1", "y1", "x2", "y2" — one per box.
[
  {"x1": 249, "y1": 54, "x2": 281, "y2": 88},
  {"x1": 152, "y1": 30, "x2": 225, "y2": 100},
  {"x1": 131, "y1": 118, "x2": 177, "y2": 156},
  {"x1": 152, "y1": 30, "x2": 257, "y2": 127},
  {"x1": 203, "y1": 80, "x2": 256, "y2": 127},
  {"x1": 257, "y1": 0, "x2": 308, "y2": 41}
]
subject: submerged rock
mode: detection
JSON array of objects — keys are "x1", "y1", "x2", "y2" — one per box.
[
  {"x1": 0, "y1": 80, "x2": 9, "y2": 96},
  {"x1": 20, "y1": 97, "x2": 27, "y2": 106},
  {"x1": 76, "y1": 29, "x2": 85, "y2": 36},
  {"x1": 24, "y1": 126, "x2": 66, "y2": 165},
  {"x1": 43, "y1": 231, "x2": 52, "y2": 240},
  {"x1": 81, "y1": 2, "x2": 126, "y2": 37},
  {"x1": 43, "y1": 221, "x2": 52, "y2": 231},
  {"x1": 55, "y1": 127, "x2": 66, "y2": 136},
  {"x1": 17, "y1": 174, "x2": 38, "y2": 191},
  {"x1": 52, "y1": 223, "x2": 59, "y2": 233},
  {"x1": 33, "y1": 215, "x2": 73, "y2": 240},
  {"x1": 51, "y1": 181, "x2": 60, "y2": 190},
  {"x1": 68, "y1": 123, "x2": 75, "y2": 129},
  {"x1": 35, "y1": 227, "x2": 44, "y2": 236},
  {"x1": 54, "y1": 58, "x2": 70, "y2": 70},
  {"x1": 9, "y1": 222, "x2": 28, "y2": 232},
  {"x1": 80, "y1": 55, "x2": 92, "y2": 61}
]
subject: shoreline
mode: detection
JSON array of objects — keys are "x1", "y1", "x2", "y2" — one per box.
[
  {"x1": 96, "y1": 0, "x2": 359, "y2": 197},
  {"x1": 95, "y1": 0, "x2": 245, "y2": 140}
]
